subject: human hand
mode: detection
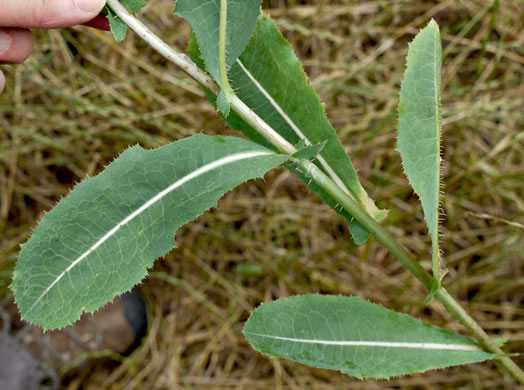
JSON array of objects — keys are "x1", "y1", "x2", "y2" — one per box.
[{"x1": 0, "y1": 0, "x2": 108, "y2": 93}]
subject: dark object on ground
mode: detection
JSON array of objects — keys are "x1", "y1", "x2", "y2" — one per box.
[
  {"x1": 120, "y1": 287, "x2": 148, "y2": 356},
  {"x1": 0, "y1": 287, "x2": 148, "y2": 386}
]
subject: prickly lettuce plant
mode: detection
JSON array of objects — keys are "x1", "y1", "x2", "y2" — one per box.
[{"x1": 10, "y1": 0, "x2": 524, "y2": 384}]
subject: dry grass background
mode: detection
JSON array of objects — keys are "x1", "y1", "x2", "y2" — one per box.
[{"x1": 1, "y1": 0, "x2": 523, "y2": 388}]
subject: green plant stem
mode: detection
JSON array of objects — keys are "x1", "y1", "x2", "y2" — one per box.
[
  {"x1": 218, "y1": 0, "x2": 235, "y2": 97},
  {"x1": 292, "y1": 158, "x2": 434, "y2": 289},
  {"x1": 106, "y1": 1, "x2": 524, "y2": 383}
]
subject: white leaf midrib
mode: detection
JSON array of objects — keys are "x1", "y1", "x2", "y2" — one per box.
[
  {"x1": 26, "y1": 150, "x2": 273, "y2": 314},
  {"x1": 245, "y1": 332, "x2": 482, "y2": 351},
  {"x1": 236, "y1": 59, "x2": 353, "y2": 198}
]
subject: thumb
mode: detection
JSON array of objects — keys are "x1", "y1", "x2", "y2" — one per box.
[{"x1": 0, "y1": 0, "x2": 107, "y2": 29}]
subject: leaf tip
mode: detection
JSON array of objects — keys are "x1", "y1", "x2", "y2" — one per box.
[
  {"x1": 428, "y1": 19, "x2": 440, "y2": 32},
  {"x1": 217, "y1": 91, "x2": 231, "y2": 117}
]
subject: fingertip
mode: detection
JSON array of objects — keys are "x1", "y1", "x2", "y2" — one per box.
[
  {"x1": 0, "y1": 29, "x2": 34, "y2": 64},
  {"x1": 73, "y1": 0, "x2": 107, "y2": 14},
  {"x1": 2, "y1": 0, "x2": 108, "y2": 29},
  {"x1": 16, "y1": 29, "x2": 35, "y2": 62},
  {"x1": 69, "y1": 0, "x2": 108, "y2": 26}
]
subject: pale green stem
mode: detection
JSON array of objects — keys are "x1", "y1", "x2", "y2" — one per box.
[
  {"x1": 218, "y1": 0, "x2": 235, "y2": 97},
  {"x1": 106, "y1": 0, "x2": 523, "y2": 383}
]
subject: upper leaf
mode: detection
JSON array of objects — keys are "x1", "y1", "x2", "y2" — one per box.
[
  {"x1": 397, "y1": 20, "x2": 443, "y2": 280},
  {"x1": 189, "y1": 17, "x2": 387, "y2": 244},
  {"x1": 244, "y1": 294, "x2": 496, "y2": 379},
  {"x1": 175, "y1": 0, "x2": 262, "y2": 85},
  {"x1": 12, "y1": 135, "x2": 288, "y2": 330}
]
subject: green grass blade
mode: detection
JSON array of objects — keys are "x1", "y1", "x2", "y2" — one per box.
[
  {"x1": 244, "y1": 295, "x2": 496, "y2": 379},
  {"x1": 11, "y1": 135, "x2": 288, "y2": 330},
  {"x1": 397, "y1": 20, "x2": 443, "y2": 281}
]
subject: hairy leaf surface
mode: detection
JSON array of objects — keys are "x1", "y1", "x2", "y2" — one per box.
[
  {"x1": 12, "y1": 135, "x2": 288, "y2": 330},
  {"x1": 175, "y1": 0, "x2": 262, "y2": 85},
  {"x1": 189, "y1": 17, "x2": 387, "y2": 244},
  {"x1": 244, "y1": 295, "x2": 496, "y2": 379},
  {"x1": 397, "y1": 20, "x2": 443, "y2": 280}
]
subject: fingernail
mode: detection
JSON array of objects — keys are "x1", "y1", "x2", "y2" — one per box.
[
  {"x1": 0, "y1": 30, "x2": 12, "y2": 54},
  {"x1": 74, "y1": 0, "x2": 101, "y2": 13}
]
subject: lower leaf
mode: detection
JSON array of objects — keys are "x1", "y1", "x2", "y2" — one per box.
[
  {"x1": 244, "y1": 295, "x2": 496, "y2": 379},
  {"x1": 12, "y1": 135, "x2": 288, "y2": 330}
]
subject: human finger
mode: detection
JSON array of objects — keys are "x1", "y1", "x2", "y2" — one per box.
[
  {"x1": 0, "y1": 0, "x2": 107, "y2": 29},
  {"x1": 0, "y1": 28, "x2": 34, "y2": 64}
]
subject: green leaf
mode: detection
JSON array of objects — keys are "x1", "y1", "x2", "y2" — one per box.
[
  {"x1": 104, "y1": 0, "x2": 147, "y2": 42},
  {"x1": 425, "y1": 277, "x2": 440, "y2": 304},
  {"x1": 397, "y1": 20, "x2": 443, "y2": 280},
  {"x1": 244, "y1": 295, "x2": 496, "y2": 379},
  {"x1": 12, "y1": 135, "x2": 288, "y2": 330},
  {"x1": 292, "y1": 141, "x2": 327, "y2": 160},
  {"x1": 189, "y1": 16, "x2": 387, "y2": 244},
  {"x1": 493, "y1": 338, "x2": 508, "y2": 348},
  {"x1": 120, "y1": 0, "x2": 147, "y2": 14},
  {"x1": 216, "y1": 90, "x2": 231, "y2": 117},
  {"x1": 175, "y1": 0, "x2": 262, "y2": 85},
  {"x1": 348, "y1": 218, "x2": 372, "y2": 245},
  {"x1": 103, "y1": 6, "x2": 127, "y2": 42},
  {"x1": 229, "y1": 17, "x2": 387, "y2": 223}
]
